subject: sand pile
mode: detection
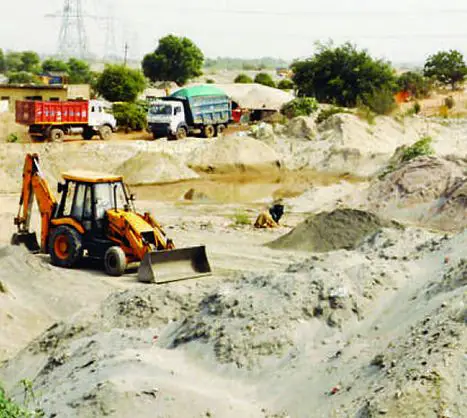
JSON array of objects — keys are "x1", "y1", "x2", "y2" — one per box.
[
  {"x1": 117, "y1": 152, "x2": 199, "y2": 185},
  {"x1": 268, "y1": 209, "x2": 400, "y2": 252},
  {"x1": 0, "y1": 112, "x2": 29, "y2": 143},
  {"x1": 366, "y1": 156, "x2": 467, "y2": 230},
  {"x1": 188, "y1": 136, "x2": 282, "y2": 174}
]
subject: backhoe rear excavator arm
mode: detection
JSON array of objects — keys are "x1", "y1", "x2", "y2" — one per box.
[{"x1": 13, "y1": 153, "x2": 57, "y2": 252}]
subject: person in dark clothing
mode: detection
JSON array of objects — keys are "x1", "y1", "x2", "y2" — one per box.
[{"x1": 269, "y1": 203, "x2": 284, "y2": 224}]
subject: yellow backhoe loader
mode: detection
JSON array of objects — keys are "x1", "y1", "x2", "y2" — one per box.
[{"x1": 11, "y1": 153, "x2": 211, "y2": 283}]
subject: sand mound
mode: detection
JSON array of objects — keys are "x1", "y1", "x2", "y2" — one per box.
[
  {"x1": 0, "y1": 112, "x2": 29, "y2": 143},
  {"x1": 117, "y1": 152, "x2": 199, "y2": 185},
  {"x1": 287, "y1": 116, "x2": 317, "y2": 140},
  {"x1": 188, "y1": 136, "x2": 282, "y2": 174},
  {"x1": 268, "y1": 209, "x2": 400, "y2": 252}
]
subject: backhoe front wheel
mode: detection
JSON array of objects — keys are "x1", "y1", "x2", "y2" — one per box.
[
  {"x1": 49, "y1": 226, "x2": 83, "y2": 268},
  {"x1": 104, "y1": 246, "x2": 127, "y2": 277}
]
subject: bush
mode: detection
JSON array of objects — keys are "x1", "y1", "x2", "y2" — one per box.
[
  {"x1": 397, "y1": 71, "x2": 432, "y2": 99},
  {"x1": 292, "y1": 42, "x2": 397, "y2": 107},
  {"x1": 361, "y1": 88, "x2": 397, "y2": 115},
  {"x1": 0, "y1": 383, "x2": 32, "y2": 417},
  {"x1": 234, "y1": 73, "x2": 253, "y2": 83},
  {"x1": 401, "y1": 136, "x2": 434, "y2": 163},
  {"x1": 112, "y1": 102, "x2": 147, "y2": 131},
  {"x1": 281, "y1": 97, "x2": 318, "y2": 119},
  {"x1": 444, "y1": 96, "x2": 455, "y2": 109},
  {"x1": 254, "y1": 72, "x2": 275, "y2": 88},
  {"x1": 205, "y1": 78, "x2": 215, "y2": 84},
  {"x1": 316, "y1": 106, "x2": 349, "y2": 124},
  {"x1": 277, "y1": 79, "x2": 294, "y2": 90},
  {"x1": 356, "y1": 103, "x2": 376, "y2": 125},
  {"x1": 96, "y1": 65, "x2": 146, "y2": 102},
  {"x1": 6, "y1": 133, "x2": 19, "y2": 143},
  {"x1": 413, "y1": 102, "x2": 421, "y2": 114},
  {"x1": 232, "y1": 211, "x2": 251, "y2": 226}
]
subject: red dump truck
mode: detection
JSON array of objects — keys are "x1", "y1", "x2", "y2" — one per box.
[{"x1": 15, "y1": 100, "x2": 117, "y2": 141}]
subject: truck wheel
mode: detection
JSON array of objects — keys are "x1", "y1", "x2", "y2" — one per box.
[
  {"x1": 216, "y1": 124, "x2": 226, "y2": 137},
  {"x1": 152, "y1": 132, "x2": 160, "y2": 140},
  {"x1": 98, "y1": 125, "x2": 112, "y2": 140},
  {"x1": 50, "y1": 128, "x2": 65, "y2": 142},
  {"x1": 203, "y1": 125, "x2": 215, "y2": 138},
  {"x1": 176, "y1": 127, "x2": 187, "y2": 140},
  {"x1": 82, "y1": 128, "x2": 94, "y2": 140},
  {"x1": 49, "y1": 226, "x2": 83, "y2": 268},
  {"x1": 104, "y1": 246, "x2": 127, "y2": 277}
]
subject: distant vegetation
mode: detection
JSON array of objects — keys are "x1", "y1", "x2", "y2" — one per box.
[
  {"x1": 234, "y1": 73, "x2": 253, "y2": 84},
  {"x1": 277, "y1": 79, "x2": 294, "y2": 90},
  {"x1": 205, "y1": 57, "x2": 288, "y2": 71},
  {"x1": 112, "y1": 102, "x2": 147, "y2": 131},
  {"x1": 254, "y1": 72, "x2": 276, "y2": 88},
  {"x1": 397, "y1": 71, "x2": 432, "y2": 99},
  {"x1": 142, "y1": 35, "x2": 204, "y2": 86},
  {"x1": 95, "y1": 64, "x2": 146, "y2": 102},
  {"x1": 424, "y1": 50, "x2": 467, "y2": 90},
  {"x1": 292, "y1": 42, "x2": 397, "y2": 113},
  {"x1": 316, "y1": 106, "x2": 351, "y2": 124}
]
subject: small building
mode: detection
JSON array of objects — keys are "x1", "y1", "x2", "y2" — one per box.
[
  {"x1": 0, "y1": 84, "x2": 91, "y2": 111},
  {"x1": 39, "y1": 71, "x2": 69, "y2": 86}
]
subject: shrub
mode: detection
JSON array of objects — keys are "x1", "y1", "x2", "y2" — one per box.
[
  {"x1": 401, "y1": 136, "x2": 434, "y2": 163},
  {"x1": 356, "y1": 103, "x2": 376, "y2": 125},
  {"x1": 234, "y1": 73, "x2": 253, "y2": 83},
  {"x1": 254, "y1": 72, "x2": 275, "y2": 88},
  {"x1": 277, "y1": 79, "x2": 294, "y2": 90},
  {"x1": 205, "y1": 78, "x2": 215, "y2": 84},
  {"x1": 397, "y1": 71, "x2": 432, "y2": 99},
  {"x1": 316, "y1": 106, "x2": 349, "y2": 124},
  {"x1": 112, "y1": 102, "x2": 147, "y2": 131},
  {"x1": 413, "y1": 102, "x2": 421, "y2": 114},
  {"x1": 0, "y1": 383, "x2": 32, "y2": 417},
  {"x1": 6, "y1": 133, "x2": 19, "y2": 143},
  {"x1": 444, "y1": 95, "x2": 455, "y2": 109},
  {"x1": 438, "y1": 105, "x2": 449, "y2": 118},
  {"x1": 281, "y1": 97, "x2": 318, "y2": 119},
  {"x1": 232, "y1": 211, "x2": 250, "y2": 226},
  {"x1": 361, "y1": 88, "x2": 397, "y2": 115}
]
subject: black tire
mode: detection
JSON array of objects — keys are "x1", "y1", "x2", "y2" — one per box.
[
  {"x1": 216, "y1": 124, "x2": 226, "y2": 137},
  {"x1": 98, "y1": 125, "x2": 112, "y2": 140},
  {"x1": 152, "y1": 132, "x2": 160, "y2": 140},
  {"x1": 49, "y1": 226, "x2": 83, "y2": 268},
  {"x1": 50, "y1": 128, "x2": 65, "y2": 142},
  {"x1": 176, "y1": 126, "x2": 187, "y2": 140},
  {"x1": 82, "y1": 128, "x2": 94, "y2": 140},
  {"x1": 203, "y1": 125, "x2": 215, "y2": 138},
  {"x1": 104, "y1": 246, "x2": 127, "y2": 277}
]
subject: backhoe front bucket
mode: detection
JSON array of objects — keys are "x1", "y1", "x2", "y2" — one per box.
[
  {"x1": 138, "y1": 245, "x2": 212, "y2": 284},
  {"x1": 11, "y1": 232, "x2": 41, "y2": 253}
]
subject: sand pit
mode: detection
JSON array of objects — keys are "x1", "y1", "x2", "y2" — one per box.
[{"x1": 268, "y1": 209, "x2": 401, "y2": 252}]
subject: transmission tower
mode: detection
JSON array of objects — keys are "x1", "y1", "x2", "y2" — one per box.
[
  {"x1": 56, "y1": 0, "x2": 88, "y2": 59},
  {"x1": 104, "y1": 11, "x2": 118, "y2": 61}
]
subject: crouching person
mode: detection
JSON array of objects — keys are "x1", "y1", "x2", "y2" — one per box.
[{"x1": 254, "y1": 202, "x2": 284, "y2": 228}]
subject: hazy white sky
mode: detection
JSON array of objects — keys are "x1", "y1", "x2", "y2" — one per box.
[{"x1": 1, "y1": 0, "x2": 467, "y2": 64}]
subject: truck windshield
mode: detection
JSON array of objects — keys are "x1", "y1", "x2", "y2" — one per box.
[
  {"x1": 149, "y1": 104, "x2": 172, "y2": 116},
  {"x1": 94, "y1": 182, "x2": 128, "y2": 219}
]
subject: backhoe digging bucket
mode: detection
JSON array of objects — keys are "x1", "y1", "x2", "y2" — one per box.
[
  {"x1": 138, "y1": 246, "x2": 212, "y2": 284},
  {"x1": 11, "y1": 232, "x2": 41, "y2": 253}
]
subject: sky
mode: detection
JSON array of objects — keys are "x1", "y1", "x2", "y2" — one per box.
[{"x1": 1, "y1": 0, "x2": 467, "y2": 65}]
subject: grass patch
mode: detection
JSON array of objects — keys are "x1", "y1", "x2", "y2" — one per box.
[
  {"x1": 315, "y1": 106, "x2": 351, "y2": 124},
  {"x1": 231, "y1": 211, "x2": 251, "y2": 226},
  {"x1": 356, "y1": 105, "x2": 376, "y2": 125},
  {"x1": 0, "y1": 382, "x2": 37, "y2": 418}
]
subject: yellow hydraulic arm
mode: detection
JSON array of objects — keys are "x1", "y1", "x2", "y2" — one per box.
[{"x1": 13, "y1": 153, "x2": 57, "y2": 251}]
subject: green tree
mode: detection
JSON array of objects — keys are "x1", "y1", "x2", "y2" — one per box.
[
  {"x1": 234, "y1": 73, "x2": 253, "y2": 83},
  {"x1": 281, "y1": 97, "x2": 318, "y2": 118},
  {"x1": 95, "y1": 64, "x2": 146, "y2": 102},
  {"x1": 5, "y1": 52, "x2": 23, "y2": 72},
  {"x1": 20, "y1": 51, "x2": 40, "y2": 73},
  {"x1": 0, "y1": 49, "x2": 6, "y2": 73},
  {"x1": 424, "y1": 50, "x2": 467, "y2": 89},
  {"x1": 142, "y1": 35, "x2": 204, "y2": 86},
  {"x1": 112, "y1": 102, "x2": 147, "y2": 131},
  {"x1": 254, "y1": 72, "x2": 276, "y2": 87},
  {"x1": 7, "y1": 71, "x2": 41, "y2": 85},
  {"x1": 397, "y1": 71, "x2": 432, "y2": 98},
  {"x1": 67, "y1": 58, "x2": 93, "y2": 83},
  {"x1": 41, "y1": 58, "x2": 69, "y2": 73},
  {"x1": 277, "y1": 79, "x2": 294, "y2": 90},
  {"x1": 292, "y1": 42, "x2": 397, "y2": 107}
]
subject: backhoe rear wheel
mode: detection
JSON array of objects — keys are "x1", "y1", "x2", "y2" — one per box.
[
  {"x1": 49, "y1": 226, "x2": 83, "y2": 268},
  {"x1": 104, "y1": 246, "x2": 127, "y2": 277}
]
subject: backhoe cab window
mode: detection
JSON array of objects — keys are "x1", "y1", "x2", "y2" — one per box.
[{"x1": 94, "y1": 182, "x2": 127, "y2": 219}]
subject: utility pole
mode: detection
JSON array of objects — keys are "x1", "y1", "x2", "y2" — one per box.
[{"x1": 123, "y1": 42, "x2": 129, "y2": 67}]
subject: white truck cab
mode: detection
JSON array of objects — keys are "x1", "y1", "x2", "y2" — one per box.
[
  {"x1": 88, "y1": 100, "x2": 117, "y2": 131},
  {"x1": 147, "y1": 101, "x2": 187, "y2": 140}
]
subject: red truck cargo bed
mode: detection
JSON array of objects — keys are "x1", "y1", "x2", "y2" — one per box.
[{"x1": 15, "y1": 101, "x2": 89, "y2": 125}]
